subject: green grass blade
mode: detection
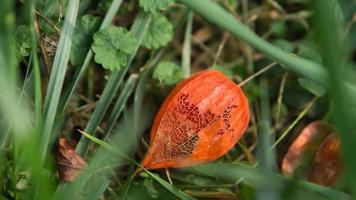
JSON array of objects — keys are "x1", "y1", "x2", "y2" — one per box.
[
  {"x1": 0, "y1": 1, "x2": 55, "y2": 198},
  {"x1": 256, "y1": 78, "x2": 280, "y2": 200},
  {"x1": 40, "y1": 0, "x2": 80, "y2": 162},
  {"x1": 104, "y1": 74, "x2": 138, "y2": 138},
  {"x1": 271, "y1": 97, "x2": 318, "y2": 149},
  {"x1": 76, "y1": 11, "x2": 152, "y2": 157},
  {"x1": 79, "y1": 130, "x2": 197, "y2": 200},
  {"x1": 313, "y1": 0, "x2": 356, "y2": 196},
  {"x1": 132, "y1": 50, "x2": 164, "y2": 145},
  {"x1": 177, "y1": 0, "x2": 328, "y2": 87},
  {"x1": 58, "y1": 0, "x2": 125, "y2": 115},
  {"x1": 184, "y1": 163, "x2": 351, "y2": 200},
  {"x1": 144, "y1": 171, "x2": 197, "y2": 200},
  {"x1": 25, "y1": 0, "x2": 42, "y2": 131}
]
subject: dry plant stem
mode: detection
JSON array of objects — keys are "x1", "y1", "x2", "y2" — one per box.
[
  {"x1": 35, "y1": 10, "x2": 61, "y2": 33},
  {"x1": 344, "y1": 13, "x2": 356, "y2": 37},
  {"x1": 165, "y1": 168, "x2": 173, "y2": 184},
  {"x1": 271, "y1": 97, "x2": 318, "y2": 149},
  {"x1": 185, "y1": 190, "x2": 238, "y2": 199},
  {"x1": 241, "y1": 0, "x2": 248, "y2": 21},
  {"x1": 212, "y1": 32, "x2": 229, "y2": 66},
  {"x1": 237, "y1": 140, "x2": 255, "y2": 163},
  {"x1": 33, "y1": 15, "x2": 51, "y2": 76},
  {"x1": 238, "y1": 61, "x2": 277, "y2": 87},
  {"x1": 110, "y1": 169, "x2": 122, "y2": 187},
  {"x1": 267, "y1": 0, "x2": 286, "y2": 14},
  {"x1": 222, "y1": 0, "x2": 240, "y2": 18},
  {"x1": 240, "y1": 142, "x2": 257, "y2": 162},
  {"x1": 250, "y1": 106, "x2": 258, "y2": 145},
  {"x1": 274, "y1": 73, "x2": 288, "y2": 130}
]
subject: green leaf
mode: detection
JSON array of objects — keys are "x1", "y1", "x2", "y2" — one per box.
[
  {"x1": 70, "y1": 15, "x2": 101, "y2": 66},
  {"x1": 14, "y1": 25, "x2": 31, "y2": 62},
  {"x1": 153, "y1": 61, "x2": 184, "y2": 85},
  {"x1": 139, "y1": 0, "x2": 174, "y2": 13},
  {"x1": 92, "y1": 26, "x2": 137, "y2": 70},
  {"x1": 298, "y1": 78, "x2": 326, "y2": 97},
  {"x1": 142, "y1": 14, "x2": 173, "y2": 49}
]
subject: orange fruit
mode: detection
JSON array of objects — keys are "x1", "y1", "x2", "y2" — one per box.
[{"x1": 142, "y1": 70, "x2": 250, "y2": 169}]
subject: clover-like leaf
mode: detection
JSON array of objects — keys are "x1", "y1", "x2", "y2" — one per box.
[
  {"x1": 142, "y1": 14, "x2": 173, "y2": 49},
  {"x1": 14, "y1": 25, "x2": 31, "y2": 63},
  {"x1": 70, "y1": 15, "x2": 101, "y2": 66},
  {"x1": 139, "y1": 0, "x2": 174, "y2": 13},
  {"x1": 92, "y1": 26, "x2": 137, "y2": 70},
  {"x1": 153, "y1": 61, "x2": 184, "y2": 86}
]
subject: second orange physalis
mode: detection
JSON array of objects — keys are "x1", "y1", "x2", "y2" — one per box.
[{"x1": 142, "y1": 70, "x2": 250, "y2": 169}]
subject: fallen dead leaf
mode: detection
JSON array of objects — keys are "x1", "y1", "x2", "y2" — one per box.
[
  {"x1": 57, "y1": 138, "x2": 87, "y2": 182},
  {"x1": 281, "y1": 121, "x2": 334, "y2": 176},
  {"x1": 307, "y1": 133, "x2": 342, "y2": 186}
]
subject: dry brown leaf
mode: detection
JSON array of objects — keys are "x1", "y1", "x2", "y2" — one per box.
[
  {"x1": 307, "y1": 133, "x2": 342, "y2": 186},
  {"x1": 281, "y1": 121, "x2": 334, "y2": 176},
  {"x1": 57, "y1": 138, "x2": 87, "y2": 182}
]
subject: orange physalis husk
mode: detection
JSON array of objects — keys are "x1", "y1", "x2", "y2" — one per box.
[
  {"x1": 307, "y1": 133, "x2": 342, "y2": 186},
  {"x1": 142, "y1": 70, "x2": 250, "y2": 169},
  {"x1": 281, "y1": 121, "x2": 334, "y2": 176}
]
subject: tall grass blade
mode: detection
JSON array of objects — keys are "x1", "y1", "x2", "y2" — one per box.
[
  {"x1": 0, "y1": 1, "x2": 55, "y2": 199},
  {"x1": 256, "y1": 78, "x2": 280, "y2": 200},
  {"x1": 25, "y1": 0, "x2": 42, "y2": 131},
  {"x1": 40, "y1": 0, "x2": 80, "y2": 162},
  {"x1": 104, "y1": 74, "x2": 138, "y2": 138},
  {"x1": 313, "y1": 0, "x2": 356, "y2": 196},
  {"x1": 184, "y1": 163, "x2": 351, "y2": 200}
]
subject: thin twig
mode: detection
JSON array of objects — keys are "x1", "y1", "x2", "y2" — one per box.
[
  {"x1": 271, "y1": 97, "x2": 318, "y2": 149},
  {"x1": 35, "y1": 10, "x2": 61, "y2": 33},
  {"x1": 274, "y1": 73, "x2": 288, "y2": 130},
  {"x1": 267, "y1": 0, "x2": 287, "y2": 14},
  {"x1": 165, "y1": 168, "x2": 173, "y2": 184},
  {"x1": 33, "y1": 14, "x2": 52, "y2": 75},
  {"x1": 212, "y1": 32, "x2": 229, "y2": 67},
  {"x1": 238, "y1": 62, "x2": 278, "y2": 87}
]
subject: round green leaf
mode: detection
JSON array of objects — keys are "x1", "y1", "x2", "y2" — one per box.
[
  {"x1": 139, "y1": 0, "x2": 174, "y2": 13},
  {"x1": 142, "y1": 14, "x2": 173, "y2": 49},
  {"x1": 153, "y1": 61, "x2": 184, "y2": 86},
  {"x1": 92, "y1": 26, "x2": 137, "y2": 70}
]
